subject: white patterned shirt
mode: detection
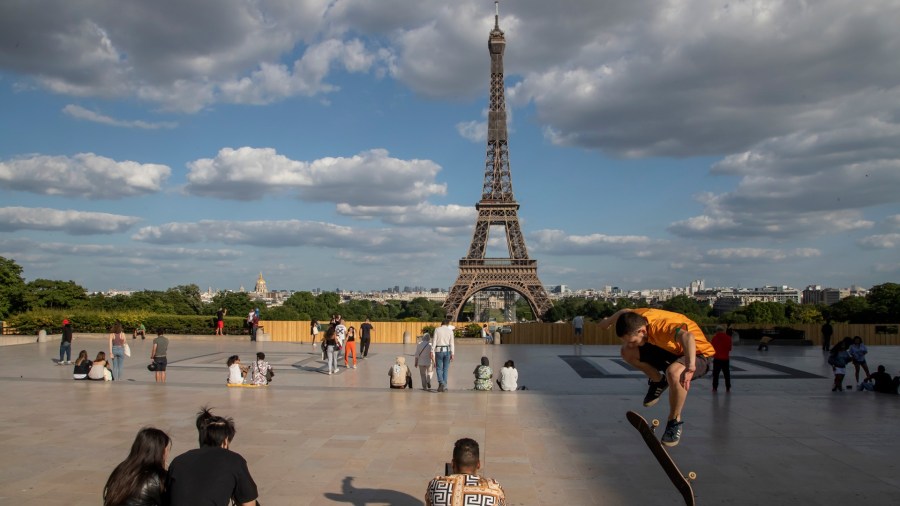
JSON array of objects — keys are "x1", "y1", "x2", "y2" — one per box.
[{"x1": 425, "y1": 473, "x2": 506, "y2": 506}]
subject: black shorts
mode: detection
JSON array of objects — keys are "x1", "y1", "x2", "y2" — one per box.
[
  {"x1": 638, "y1": 345, "x2": 710, "y2": 377},
  {"x1": 154, "y1": 357, "x2": 168, "y2": 371}
]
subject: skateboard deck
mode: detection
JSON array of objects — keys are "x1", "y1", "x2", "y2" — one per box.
[{"x1": 626, "y1": 411, "x2": 696, "y2": 505}]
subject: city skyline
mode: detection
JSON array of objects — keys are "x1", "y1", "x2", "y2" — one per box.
[{"x1": 2, "y1": 1, "x2": 899, "y2": 293}]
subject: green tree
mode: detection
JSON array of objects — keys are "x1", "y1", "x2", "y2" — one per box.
[
  {"x1": 263, "y1": 305, "x2": 300, "y2": 320},
  {"x1": 166, "y1": 284, "x2": 203, "y2": 315},
  {"x1": 662, "y1": 295, "x2": 711, "y2": 322},
  {"x1": 210, "y1": 292, "x2": 255, "y2": 317},
  {"x1": 23, "y1": 279, "x2": 88, "y2": 310},
  {"x1": 827, "y1": 296, "x2": 871, "y2": 323},
  {"x1": 783, "y1": 300, "x2": 822, "y2": 323},
  {"x1": 866, "y1": 283, "x2": 900, "y2": 321},
  {"x1": 0, "y1": 256, "x2": 28, "y2": 318},
  {"x1": 738, "y1": 301, "x2": 787, "y2": 324}
]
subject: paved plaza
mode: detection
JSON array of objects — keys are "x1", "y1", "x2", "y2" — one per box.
[{"x1": 1, "y1": 335, "x2": 899, "y2": 505}]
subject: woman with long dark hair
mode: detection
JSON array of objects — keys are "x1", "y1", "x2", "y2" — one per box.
[
  {"x1": 109, "y1": 322, "x2": 127, "y2": 380},
  {"x1": 103, "y1": 427, "x2": 171, "y2": 506}
]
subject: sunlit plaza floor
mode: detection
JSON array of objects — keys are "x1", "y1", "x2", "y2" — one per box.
[{"x1": 1, "y1": 335, "x2": 899, "y2": 505}]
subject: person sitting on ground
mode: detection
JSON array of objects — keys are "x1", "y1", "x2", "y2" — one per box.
[
  {"x1": 165, "y1": 407, "x2": 259, "y2": 506},
  {"x1": 72, "y1": 350, "x2": 92, "y2": 380},
  {"x1": 250, "y1": 352, "x2": 273, "y2": 385},
  {"x1": 498, "y1": 360, "x2": 519, "y2": 391},
  {"x1": 227, "y1": 355, "x2": 248, "y2": 385},
  {"x1": 425, "y1": 438, "x2": 506, "y2": 506},
  {"x1": 88, "y1": 351, "x2": 112, "y2": 381},
  {"x1": 103, "y1": 427, "x2": 171, "y2": 506},
  {"x1": 860, "y1": 365, "x2": 900, "y2": 394},
  {"x1": 389, "y1": 356, "x2": 412, "y2": 389},
  {"x1": 473, "y1": 356, "x2": 493, "y2": 391},
  {"x1": 133, "y1": 323, "x2": 146, "y2": 340}
]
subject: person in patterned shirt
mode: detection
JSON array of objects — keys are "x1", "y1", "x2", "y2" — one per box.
[{"x1": 425, "y1": 438, "x2": 506, "y2": 506}]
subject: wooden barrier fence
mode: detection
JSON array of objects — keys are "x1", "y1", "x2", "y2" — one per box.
[{"x1": 260, "y1": 321, "x2": 900, "y2": 346}]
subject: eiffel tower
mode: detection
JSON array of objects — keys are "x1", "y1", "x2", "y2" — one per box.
[{"x1": 443, "y1": 2, "x2": 552, "y2": 322}]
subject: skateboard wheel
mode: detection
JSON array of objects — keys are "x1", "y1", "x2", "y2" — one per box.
[
  {"x1": 651, "y1": 419, "x2": 660, "y2": 428},
  {"x1": 687, "y1": 471, "x2": 697, "y2": 481}
]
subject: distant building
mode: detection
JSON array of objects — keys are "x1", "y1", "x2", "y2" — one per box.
[
  {"x1": 253, "y1": 272, "x2": 268, "y2": 298},
  {"x1": 803, "y1": 285, "x2": 851, "y2": 305}
]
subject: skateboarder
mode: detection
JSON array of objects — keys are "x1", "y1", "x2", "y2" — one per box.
[{"x1": 600, "y1": 308, "x2": 715, "y2": 446}]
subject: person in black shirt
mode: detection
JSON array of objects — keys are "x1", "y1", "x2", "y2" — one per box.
[
  {"x1": 862, "y1": 365, "x2": 900, "y2": 394},
  {"x1": 165, "y1": 407, "x2": 258, "y2": 506}
]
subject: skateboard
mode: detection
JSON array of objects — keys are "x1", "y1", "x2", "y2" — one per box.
[{"x1": 626, "y1": 411, "x2": 697, "y2": 505}]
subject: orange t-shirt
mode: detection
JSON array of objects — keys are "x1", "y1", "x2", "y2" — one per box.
[{"x1": 633, "y1": 308, "x2": 715, "y2": 357}]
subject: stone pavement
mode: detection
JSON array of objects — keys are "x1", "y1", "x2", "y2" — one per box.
[{"x1": 1, "y1": 336, "x2": 899, "y2": 505}]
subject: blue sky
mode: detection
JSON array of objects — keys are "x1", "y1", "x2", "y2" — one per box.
[{"x1": 1, "y1": 0, "x2": 899, "y2": 293}]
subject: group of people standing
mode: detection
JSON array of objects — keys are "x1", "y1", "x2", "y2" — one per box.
[
  {"x1": 312, "y1": 315, "x2": 375, "y2": 375},
  {"x1": 409, "y1": 320, "x2": 522, "y2": 392}
]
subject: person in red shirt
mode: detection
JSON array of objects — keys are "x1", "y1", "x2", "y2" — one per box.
[{"x1": 711, "y1": 325, "x2": 733, "y2": 392}]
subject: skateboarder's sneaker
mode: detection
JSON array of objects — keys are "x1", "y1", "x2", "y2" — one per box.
[
  {"x1": 661, "y1": 419, "x2": 683, "y2": 447},
  {"x1": 643, "y1": 376, "x2": 668, "y2": 407}
]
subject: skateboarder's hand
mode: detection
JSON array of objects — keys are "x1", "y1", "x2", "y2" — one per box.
[{"x1": 680, "y1": 368, "x2": 695, "y2": 390}]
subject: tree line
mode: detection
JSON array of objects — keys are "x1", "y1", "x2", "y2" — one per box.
[{"x1": 2, "y1": 256, "x2": 897, "y2": 326}]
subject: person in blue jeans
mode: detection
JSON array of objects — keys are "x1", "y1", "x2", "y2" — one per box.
[
  {"x1": 109, "y1": 322, "x2": 127, "y2": 380},
  {"x1": 59, "y1": 319, "x2": 74, "y2": 365},
  {"x1": 432, "y1": 319, "x2": 455, "y2": 392}
]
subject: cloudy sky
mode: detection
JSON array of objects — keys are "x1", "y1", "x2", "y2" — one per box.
[{"x1": 1, "y1": 0, "x2": 899, "y2": 294}]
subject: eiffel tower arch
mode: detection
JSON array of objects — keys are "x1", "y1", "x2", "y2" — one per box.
[{"x1": 443, "y1": 2, "x2": 552, "y2": 322}]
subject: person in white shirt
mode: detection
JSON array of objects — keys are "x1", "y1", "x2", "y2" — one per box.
[
  {"x1": 572, "y1": 315, "x2": 584, "y2": 346},
  {"x1": 432, "y1": 319, "x2": 455, "y2": 392},
  {"x1": 498, "y1": 360, "x2": 519, "y2": 391}
]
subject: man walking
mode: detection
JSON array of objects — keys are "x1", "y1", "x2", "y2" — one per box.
[
  {"x1": 359, "y1": 317, "x2": 374, "y2": 358},
  {"x1": 432, "y1": 319, "x2": 455, "y2": 392}
]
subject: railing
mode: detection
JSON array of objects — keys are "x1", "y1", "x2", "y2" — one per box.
[{"x1": 458, "y1": 258, "x2": 536, "y2": 267}]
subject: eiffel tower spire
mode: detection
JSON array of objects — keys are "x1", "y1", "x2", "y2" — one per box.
[{"x1": 443, "y1": 2, "x2": 553, "y2": 321}]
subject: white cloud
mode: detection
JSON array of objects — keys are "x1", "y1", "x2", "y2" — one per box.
[
  {"x1": 0, "y1": 236, "x2": 242, "y2": 261},
  {"x1": 336, "y1": 203, "x2": 475, "y2": 228},
  {"x1": 456, "y1": 119, "x2": 487, "y2": 143},
  {"x1": 858, "y1": 233, "x2": 900, "y2": 250},
  {"x1": 219, "y1": 39, "x2": 381, "y2": 105},
  {"x1": 185, "y1": 147, "x2": 445, "y2": 205},
  {"x1": 669, "y1": 208, "x2": 874, "y2": 240},
  {"x1": 0, "y1": 207, "x2": 140, "y2": 234},
  {"x1": 62, "y1": 104, "x2": 177, "y2": 129},
  {"x1": 529, "y1": 229, "x2": 669, "y2": 258},
  {"x1": 702, "y1": 248, "x2": 822, "y2": 263},
  {"x1": 0, "y1": 153, "x2": 170, "y2": 199},
  {"x1": 132, "y1": 219, "x2": 451, "y2": 254},
  {"x1": 885, "y1": 214, "x2": 900, "y2": 230}
]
